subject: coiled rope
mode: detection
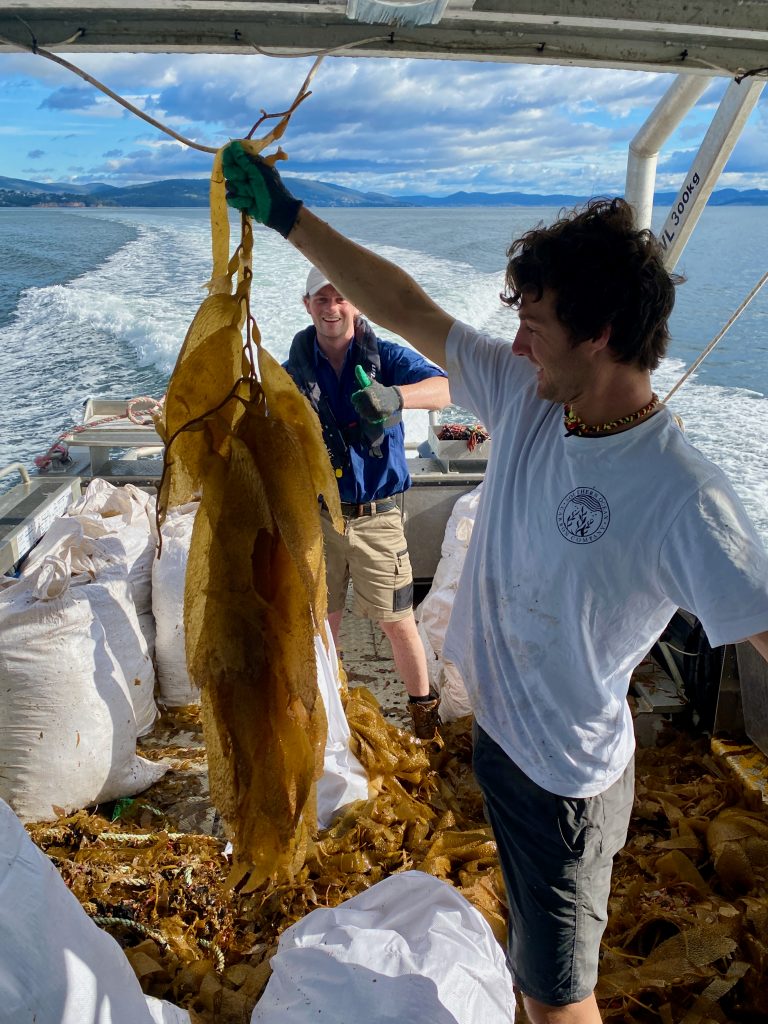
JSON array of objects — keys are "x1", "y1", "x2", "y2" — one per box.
[{"x1": 127, "y1": 395, "x2": 165, "y2": 426}]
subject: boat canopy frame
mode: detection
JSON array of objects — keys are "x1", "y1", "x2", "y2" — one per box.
[{"x1": 0, "y1": 1, "x2": 767, "y2": 80}]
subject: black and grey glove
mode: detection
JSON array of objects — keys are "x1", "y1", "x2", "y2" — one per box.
[
  {"x1": 351, "y1": 377, "x2": 404, "y2": 429},
  {"x1": 221, "y1": 141, "x2": 303, "y2": 238}
]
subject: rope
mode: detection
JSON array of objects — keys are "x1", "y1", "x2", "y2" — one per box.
[
  {"x1": 127, "y1": 394, "x2": 165, "y2": 426},
  {"x1": 0, "y1": 33, "x2": 323, "y2": 154},
  {"x1": 34, "y1": 395, "x2": 165, "y2": 471},
  {"x1": 97, "y1": 830, "x2": 187, "y2": 844},
  {"x1": 662, "y1": 270, "x2": 768, "y2": 404},
  {"x1": 245, "y1": 33, "x2": 392, "y2": 59},
  {"x1": 91, "y1": 915, "x2": 169, "y2": 950},
  {"x1": 199, "y1": 938, "x2": 226, "y2": 972},
  {"x1": 34, "y1": 442, "x2": 71, "y2": 471},
  {"x1": 92, "y1": 916, "x2": 224, "y2": 970},
  {"x1": 0, "y1": 30, "x2": 219, "y2": 155}
]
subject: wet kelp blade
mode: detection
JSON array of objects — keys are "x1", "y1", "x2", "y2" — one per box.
[
  {"x1": 183, "y1": 412, "x2": 325, "y2": 881},
  {"x1": 157, "y1": 289, "x2": 247, "y2": 511},
  {"x1": 257, "y1": 345, "x2": 343, "y2": 619},
  {"x1": 163, "y1": 263, "x2": 326, "y2": 880}
]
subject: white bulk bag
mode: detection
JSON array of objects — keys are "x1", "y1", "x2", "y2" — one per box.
[
  {"x1": 314, "y1": 631, "x2": 369, "y2": 828},
  {"x1": 152, "y1": 504, "x2": 199, "y2": 707},
  {"x1": 69, "y1": 479, "x2": 157, "y2": 617},
  {"x1": 252, "y1": 870, "x2": 516, "y2": 1023},
  {"x1": 20, "y1": 516, "x2": 113, "y2": 577},
  {"x1": 69, "y1": 478, "x2": 154, "y2": 527},
  {"x1": 0, "y1": 798, "x2": 190, "y2": 1024},
  {"x1": 137, "y1": 608, "x2": 157, "y2": 661},
  {"x1": 21, "y1": 505, "x2": 156, "y2": 648},
  {"x1": 76, "y1": 575, "x2": 158, "y2": 737},
  {"x1": 0, "y1": 558, "x2": 166, "y2": 822},
  {"x1": 20, "y1": 522, "x2": 158, "y2": 736},
  {"x1": 82, "y1": 516, "x2": 155, "y2": 620},
  {"x1": 88, "y1": 525, "x2": 156, "y2": 620},
  {"x1": 416, "y1": 485, "x2": 483, "y2": 722}
]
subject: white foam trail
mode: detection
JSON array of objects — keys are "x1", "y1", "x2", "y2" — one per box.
[
  {"x1": 654, "y1": 360, "x2": 768, "y2": 542},
  {"x1": 5, "y1": 216, "x2": 210, "y2": 372}
]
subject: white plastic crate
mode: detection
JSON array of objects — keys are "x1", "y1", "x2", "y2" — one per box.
[{"x1": 427, "y1": 423, "x2": 491, "y2": 463}]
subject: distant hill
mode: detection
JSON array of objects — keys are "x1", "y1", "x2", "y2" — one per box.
[
  {"x1": 1, "y1": 174, "x2": 767, "y2": 208},
  {"x1": 0, "y1": 174, "x2": 414, "y2": 209},
  {"x1": 400, "y1": 189, "x2": 586, "y2": 206},
  {"x1": 401, "y1": 187, "x2": 768, "y2": 207},
  {"x1": 0, "y1": 174, "x2": 113, "y2": 207}
]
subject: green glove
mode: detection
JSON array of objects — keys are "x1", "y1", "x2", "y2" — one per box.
[
  {"x1": 352, "y1": 365, "x2": 403, "y2": 428},
  {"x1": 221, "y1": 141, "x2": 303, "y2": 238}
]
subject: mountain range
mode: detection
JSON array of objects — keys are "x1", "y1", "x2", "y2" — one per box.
[{"x1": 1, "y1": 174, "x2": 767, "y2": 209}]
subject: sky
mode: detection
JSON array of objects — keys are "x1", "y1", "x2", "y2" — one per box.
[{"x1": 0, "y1": 50, "x2": 766, "y2": 196}]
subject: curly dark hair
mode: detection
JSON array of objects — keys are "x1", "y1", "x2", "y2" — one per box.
[{"x1": 502, "y1": 198, "x2": 683, "y2": 371}]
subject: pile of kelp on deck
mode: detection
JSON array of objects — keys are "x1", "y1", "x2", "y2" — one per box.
[
  {"x1": 599, "y1": 730, "x2": 768, "y2": 1023},
  {"x1": 26, "y1": 699, "x2": 768, "y2": 1024},
  {"x1": 25, "y1": 685, "x2": 501, "y2": 1024}
]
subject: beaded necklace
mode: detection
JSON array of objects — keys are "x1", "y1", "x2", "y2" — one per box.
[{"x1": 563, "y1": 393, "x2": 660, "y2": 437}]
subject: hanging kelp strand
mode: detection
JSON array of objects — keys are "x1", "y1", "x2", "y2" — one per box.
[{"x1": 154, "y1": 61, "x2": 343, "y2": 885}]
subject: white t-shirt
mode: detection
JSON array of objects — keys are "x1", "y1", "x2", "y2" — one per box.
[{"x1": 444, "y1": 320, "x2": 768, "y2": 798}]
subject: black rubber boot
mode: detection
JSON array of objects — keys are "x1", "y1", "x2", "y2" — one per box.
[{"x1": 408, "y1": 694, "x2": 441, "y2": 740}]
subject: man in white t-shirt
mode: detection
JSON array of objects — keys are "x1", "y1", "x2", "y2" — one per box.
[{"x1": 222, "y1": 143, "x2": 768, "y2": 1024}]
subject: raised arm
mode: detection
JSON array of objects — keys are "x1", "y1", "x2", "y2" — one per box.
[{"x1": 222, "y1": 143, "x2": 454, "y2": 369}]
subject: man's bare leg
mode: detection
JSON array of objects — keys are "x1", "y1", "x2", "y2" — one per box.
[
  {"x1": 378, "y1": 612, "x2": 430, "y2": 698},
  {"x1": 328, "y1": 609, "x2": 344, "y2": 647},
  {"x1": 524, "y1": 992, "x2": 602, "y2": 1024}
]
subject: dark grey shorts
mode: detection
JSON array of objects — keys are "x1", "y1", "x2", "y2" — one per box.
[{"x1": 472, "y1": 722, "x2": 634, "y2": 1007}]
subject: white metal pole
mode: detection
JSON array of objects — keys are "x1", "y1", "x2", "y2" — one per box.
[
  {"x1": 658, "y1": 77, "x2": 765, "y2": 270},
  {"x1": 625, "y1": 75, "x2": 710, "y2": 232}
]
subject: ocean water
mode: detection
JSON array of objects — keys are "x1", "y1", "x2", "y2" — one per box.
[{"x1": 0, "y1": 204, "x2": 766, "y2": 541}]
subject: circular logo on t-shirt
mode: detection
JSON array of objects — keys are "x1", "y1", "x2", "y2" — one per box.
[{"x1": 556, "y1": 487, "x2": 610, "y2": 544}]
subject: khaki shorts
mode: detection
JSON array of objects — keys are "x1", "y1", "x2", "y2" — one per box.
[{"x1": 321, "y1": 506, "x2": 414, "y2": 622}]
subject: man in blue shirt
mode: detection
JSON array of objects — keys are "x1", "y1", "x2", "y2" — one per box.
[{"x1": 285, "y1": 266, "x2": 451, "y2": 738}]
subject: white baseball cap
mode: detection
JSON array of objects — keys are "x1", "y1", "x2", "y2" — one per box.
[{"x1": 305, "y1": 265, "x2": 333, "y2": 297}]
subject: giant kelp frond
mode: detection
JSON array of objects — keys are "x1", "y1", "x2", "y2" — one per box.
[{"x1": 154, "y1": 65, "x2": 339, "y2": 884}]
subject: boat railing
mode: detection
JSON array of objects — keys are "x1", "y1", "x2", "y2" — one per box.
[{"x1": 0, "y1": 462, "x2": 31, "y2": 485}]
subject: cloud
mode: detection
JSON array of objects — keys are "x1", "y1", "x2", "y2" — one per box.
[
  {"x1": 0, "y1": 51, "x2": 765, "y2": 194},
  {"x1": 27, "y1": 148, "x2": 45, "y2": 159},
  {"x1": 654, "y1": 103, "x2": 767, "y2": 189},
  {"x1": 40, "y1": 85, "x2": 100, "y2": 111},
  {"x1": 67, "y1": 140, "x2": 213, "y2": 184}
]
